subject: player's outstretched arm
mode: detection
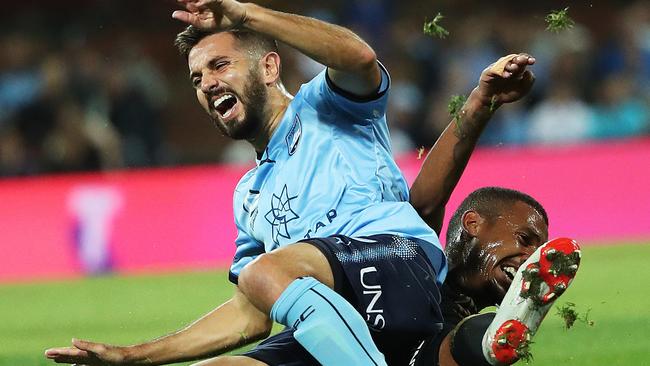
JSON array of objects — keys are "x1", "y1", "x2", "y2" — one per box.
[
  {"x1": 44, "y1": 288, "x2": 272, "y2": 365},
  {"x1": 172, "y1": 0, "x2": 380, "y2": 97},
  {"x1": 410, "y1": 54, "x2": 535, "y2": 233}
]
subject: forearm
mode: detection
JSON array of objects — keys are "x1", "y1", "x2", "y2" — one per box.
[
  {"x1": 124, "y1": 291, "x2": 272, "y2": 365},
  {"x1": 438, "y1": 333, "x2": 461, "y2": 366},
  {"x1": 242, "y1": 3, "x2": 377, "y2": 75},
  {"x1": 410, "y1": 90, "x2": 494, "y2": 231},
  {"x1": 410, "y1": 53, "x2": 535, "y2": 230}
]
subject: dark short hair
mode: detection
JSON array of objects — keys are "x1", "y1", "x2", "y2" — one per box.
[
  {"x1": 445, "y1": 187, "x2": 548, "y2": 267},
  {"x1": 174, "y1": 26, "x2": 279, "y2": 61}
]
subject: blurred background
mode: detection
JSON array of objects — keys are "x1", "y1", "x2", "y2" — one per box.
[
  {"x1": 1, "y1": 1, "x2": 650, "y2": 365},
  {"x1": 1, "y1": 0, "x2": 649, "y2": 175}
]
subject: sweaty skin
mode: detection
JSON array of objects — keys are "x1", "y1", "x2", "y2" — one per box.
[{"x1": 452, "y1": 201, "x2": 548, "y2": 309}]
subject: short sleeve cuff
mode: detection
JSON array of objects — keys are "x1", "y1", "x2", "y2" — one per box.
[{"x1": 324, "y1": 61, "x2": 390, "y2": 103}]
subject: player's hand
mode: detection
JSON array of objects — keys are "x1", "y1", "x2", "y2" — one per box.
[
  {"x1": 44, "y1": 339, "x2": 129, "y2": 365},
  {"x1": 473, "y1": 53, "x2": 536, "y2": 110},
  {"x1": 172, "y1": 0, "x2": 248, "y2": 31}
]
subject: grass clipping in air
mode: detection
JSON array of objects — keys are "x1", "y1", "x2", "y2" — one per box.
[
  {"x1": 545, "y1": 7, "x2": 575, "y2": 33},
  {"x1": 556, "y1": 302, "x2": 595, "y2": 329},
  {"x1": 424, "y1": 13, "x2": 449, "y2": 39},
  {"x1": 517, "y1": 339, "x2": 534, "y2": 363},
  {"x1": 417, "y1": 146, "x2": 426, "y2": 160},
  {"x1": 448, "y1": 94, "x2": 467, "y2": 131}
]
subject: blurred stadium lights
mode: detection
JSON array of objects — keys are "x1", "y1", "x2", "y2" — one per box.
[{"x1": 1, "y1": 0, "x2": 649, "y2": 177}]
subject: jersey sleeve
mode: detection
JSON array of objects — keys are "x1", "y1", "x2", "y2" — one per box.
[
  {"x1": 299, "y1": 61, "x2": 391, "y2": 123},
  {"x1": 229, "y1": 178, "x2": 265, "y2": 285},
  {"x1": 228, "y1": 224, "x2": 265, "y2": 284}
]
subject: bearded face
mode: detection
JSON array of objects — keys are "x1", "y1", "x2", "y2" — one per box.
[
  {"x1": 206, "y1": 65, "x2": 267, "y2": 140},
  {"x1": 188, "y1": 32, "x2": 269, "y2": 141}
]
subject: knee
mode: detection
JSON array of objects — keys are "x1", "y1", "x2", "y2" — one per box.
[
  {"x1": 238, "y1": 254, "x2": 268, "y2": 292},
  {"x1": 238, "y1": 243, "x2": 333, "y2": 311},
  {"x1": 238, "y1": 252, "x2": 292, "y2": 309}
]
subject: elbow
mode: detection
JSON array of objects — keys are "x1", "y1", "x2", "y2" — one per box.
[
  {"x1": 410, "y1": 197, "x2": 445, "y2": 234},
  {"x1": 410, "y1": 189, "x2": 437, "y2": 216},
  {"x1": 356, "y1": 47, "x2": 378, "y2": 74},
  {"x1": 342, "y1": 36, "x2": 377, "y2": 73},
  {"x1": 359, "y1": 47, "x2": 377, "y2": 68},
  {"x1": 413, "y1": 202, "x2": 434, "y2": 219}
]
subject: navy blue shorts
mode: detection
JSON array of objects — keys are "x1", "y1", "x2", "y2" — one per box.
[
  {"x1": 243, "y1": 234, "x2": 445, "y2": 365},
  {"x1": 243, "y1": 328, "x2": 318, "y2": 366}
]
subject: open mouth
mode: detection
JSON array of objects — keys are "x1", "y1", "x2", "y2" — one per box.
[
  {"x1": 493, "y1": 257, "x2": 527, "y2": 299},
  {"x1": 500, "y1": 264, "x2": 517, "y2": 282},
  {"x1": 212, "y1": 93, "x2": 238, "y2": 119}
]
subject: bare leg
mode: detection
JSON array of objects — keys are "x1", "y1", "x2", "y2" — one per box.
[
  {"x1": 238, "y1": 242, "x2": 334, "y2": 313},
  {"x1": 238, "y1": 242, "x2": 387, "y2": 366}
]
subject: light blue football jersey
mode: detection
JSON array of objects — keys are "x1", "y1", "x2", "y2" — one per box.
[{"x1": 229, "y1": 64, "x2": 447, "y2": 284}]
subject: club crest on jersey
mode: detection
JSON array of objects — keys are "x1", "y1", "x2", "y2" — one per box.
[
  {"x1": 285, "y1": 114, "x2": 302, "y2": 156},
  {"x1": 265, "y1": 185, "x2": 299, "y2": 244}
]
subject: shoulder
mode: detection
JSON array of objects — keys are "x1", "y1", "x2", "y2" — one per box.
[
  {"x1": 233, "y1": 168, "x2": 257, "y2": 198},
  {"x1": 296, "y1": 62, "x2": 391, "y2": 107}
]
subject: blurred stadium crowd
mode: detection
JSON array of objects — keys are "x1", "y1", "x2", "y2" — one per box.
[{"x1": 1, "y1": 0, "x2": 649, "y2": 177}]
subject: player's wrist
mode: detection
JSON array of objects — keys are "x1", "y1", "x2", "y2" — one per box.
[
  {"x1": 450, "y1": 91, "x2": 493, "y2": 140},
  {"x1": 121, "y1": 345, "x2": 152, "y2": 365},
  {"x1": 467, "y1": 89, "x2": 497, "y2": 117},
  {"x1": 239, "y1": 2, "x2": 264, "y2": 31}
]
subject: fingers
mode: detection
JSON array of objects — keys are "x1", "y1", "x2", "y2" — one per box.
[
  {"x1": 45, "y1": 347, "x2": 90, "y2": 358},
  {"x1": 485, "y1": 53, "x2": 517, "y2": 78},
  {"x1": 503, "y1": 54, "x2": 536, "y2": 78},
  {"x1": 177, "y1": 0, "x2": 202, "y2": 13},
  {"x1": 486, "y1": 53, "x2": 535, "y2": 79},
  {"x1": 520, "y1": 69, "x2": 536, "y2": 92},
  {"x1": 513, "y1": 53, "x2": 536, "y2": 66},
  {"x1": 173, "y1": 0, "x2": 221, "y2": 29},
  {"x1": 72, "y1": 338, "x2": 106, "y2": 354},
  {"x1": 171, "y1": 10, "x2": 195, "y2": 24},
  {"x1": 44, "y1": 346, "x2": 91, "y2": 364},
  {"x1": 196, "y1": 0, "x2": 236, "y2": 9},
  {"x1": 194, "y1": 0, "x2": 217, "y2": 7},
  {"x1": 172, "y1": 0, "x2": 201, "y2": 25},
  {"x1": 184, "y1": 0, "x2": 226, "y2": 11},
  {"x1": 503, "y1": 60, "x2": 521, "y2": 77},
  {"x1": 45, "y1": 340, "x2": 115, "y2": 365}
]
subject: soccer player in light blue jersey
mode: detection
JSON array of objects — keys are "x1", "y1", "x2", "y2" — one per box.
[
  {"x1": 46, "y1": 1, "x2": 445, "y2": 365},
  {"x1": 43, "y1": 3, "x2": 581, "y2": 365}
]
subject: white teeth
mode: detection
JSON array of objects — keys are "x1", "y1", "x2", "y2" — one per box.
[
  {"x1": 504, "y1": 266, "x2": 517, "y2": 279},
  {"x1": 213, "y1": 94, "x2": 234, "y2": 111}
]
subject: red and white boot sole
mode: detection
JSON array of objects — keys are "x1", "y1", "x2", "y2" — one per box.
[{"x1": 482, "y1": 237, "x2": 582, "y2": 365}]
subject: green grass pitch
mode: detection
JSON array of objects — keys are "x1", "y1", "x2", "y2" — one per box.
[{"x1": 1, "y1": 243, "x2": 649, "y2": 365}]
